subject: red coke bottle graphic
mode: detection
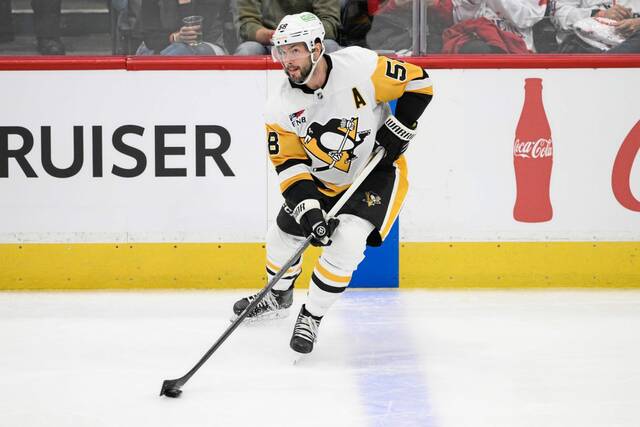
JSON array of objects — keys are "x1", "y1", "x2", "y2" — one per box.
[
  {"x1": 513, "y1": 78, "x2": 553, "y2": 222},
  {"x1": 611, "y1": 120, "x2": 640, "y2": 212}
]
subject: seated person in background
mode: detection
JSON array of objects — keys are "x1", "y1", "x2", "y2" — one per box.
[
  {"x1": 137, "y1": 0, "x2": 227, "y2": 55},
  {"x1": 0, "y1": 0, "x2": 65, "y2": 55},
  {"x1": 552, "y1": 0, "x2": 640, "y2": 53},
  {"x1": 234, "y1": 0, "x2": 341, "y2": 55},
  {"x1": 112, "y1": 0, "x2": 144, "y2": 55},
  {"x1": 439, "y1": 0, "x2": 546, "y2": 53},
  {"x1": 338, "y1": 0, "x2": 373, "y2": 48},
  {"x1": 339, "y1": 0, "x2": 450, "y2": 53},
  {"x1": 364, "y1": 0, "x2": 414, "y2": 53}
]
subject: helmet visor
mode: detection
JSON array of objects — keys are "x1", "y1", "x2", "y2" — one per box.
[{"x1": 271, "y1": 43, "x2": 310, "y2": 64}]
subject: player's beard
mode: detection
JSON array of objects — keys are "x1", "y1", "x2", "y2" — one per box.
[{"x1": 286, "y1": 59, "x2": 313, "y2": 85}]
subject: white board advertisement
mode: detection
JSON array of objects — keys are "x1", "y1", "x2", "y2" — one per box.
[{"x1": 0, "y1": 67, "x2": 638, "y2": 244}]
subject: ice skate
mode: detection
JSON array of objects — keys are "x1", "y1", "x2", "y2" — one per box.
[
  {"x1": 231, "y1": 286, "x2": 293, "y2": 322},
  {"x1": 290, "y1": 304, "x2": 322, "y2": 354}
]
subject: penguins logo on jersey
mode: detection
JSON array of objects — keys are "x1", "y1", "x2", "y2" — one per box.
[
  {"x1": 363, "y1": 191, "x2": 382, "y2": 207},
  {"x1": 303, "y1": 117, "x2": 370, "y2": 173}
]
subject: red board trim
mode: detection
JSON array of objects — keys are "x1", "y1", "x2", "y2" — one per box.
[
  {"x1": 0, "y1": 56, "x2": 126, "y2": 71},
  {"x1": 0, "y1": 54, "x2": 638, "y2": 71}
]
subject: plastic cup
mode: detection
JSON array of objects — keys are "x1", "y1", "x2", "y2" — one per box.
[{"x1": 182, "y1": 15, "x2": 203, "y2": 46}]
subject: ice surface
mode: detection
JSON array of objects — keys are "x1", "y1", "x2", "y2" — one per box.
[{"x1": 1, "y1": 290, "x2": 639, "y2": 427}]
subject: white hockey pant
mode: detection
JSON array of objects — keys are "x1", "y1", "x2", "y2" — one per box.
[{"x1": 267, "y1": 214, "x2": 375, "y2": 317}]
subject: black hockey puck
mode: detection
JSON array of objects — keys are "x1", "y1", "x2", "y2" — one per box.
[{"x1": 164, "y1": 388, "x2": 182, "y2": 398}]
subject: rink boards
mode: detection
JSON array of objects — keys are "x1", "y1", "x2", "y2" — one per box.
[{"x1": 0, "y1": 57, "x2": 639, "y2": 289}]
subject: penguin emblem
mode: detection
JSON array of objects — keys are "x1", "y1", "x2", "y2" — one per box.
[{"x1": 303, "y1": 117, "x2": 371, "y2": 172}]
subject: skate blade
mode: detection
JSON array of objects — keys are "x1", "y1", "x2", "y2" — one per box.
[
  {"x1": 291, "y1": 349, "x2": 310, "y2": 365},
  {"x1": 229, "y1": 308, "x2": 290, "y2": 324}
]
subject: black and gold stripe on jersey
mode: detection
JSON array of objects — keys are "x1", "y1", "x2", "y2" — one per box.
[
  {"x1": 314, "y1": 177, "x2": 350, "y2": 198},
  {"x1": 266, "y1": 122, "x2": 313, "y2": 193},
  {"x1": 372, "y1": 56, "x2": 434, "y2": 131},
  {"x1": 371, "y1": 56, "x2": 433, "y2": 103}
]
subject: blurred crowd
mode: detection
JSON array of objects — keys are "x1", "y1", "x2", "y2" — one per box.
[{"x1": 0, "y1": 0, "x2": 638, "y2": 55}]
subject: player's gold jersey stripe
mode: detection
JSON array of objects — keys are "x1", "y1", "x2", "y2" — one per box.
[
  {"x1": 266, "y1": 123, "x2": 307, "y2": 168},
  {"x1": 267, "y1": 258, "x2": 301, "y2": 275},
  {"x1": 280, "y1": 172, "x2": 314, "y2": 193},
  {"x1": 316, "y1": 179, "x2": 350, "y2": 198},
  {"x1": 372, "y1": 56, "x2": 429, "y2": 104},
  {"x1": 315, "y1": 261, "x2": 351, "y2": 283},
  {"x1": 380, "y1": 155, "x2": 409, "y2": 239}
]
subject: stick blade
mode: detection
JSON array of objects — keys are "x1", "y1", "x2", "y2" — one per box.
[{"x1": 160, "y1": 379, "x2": 183, "y2": 398}]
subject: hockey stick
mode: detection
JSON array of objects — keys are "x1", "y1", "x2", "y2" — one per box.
[{"x1": 160, "y1": 147, "x2": 385, "y2": 398}]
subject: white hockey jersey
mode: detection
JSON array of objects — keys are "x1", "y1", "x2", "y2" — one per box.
[{"x1": 264, "y1": 46, "x2": 432, "y2": 198}]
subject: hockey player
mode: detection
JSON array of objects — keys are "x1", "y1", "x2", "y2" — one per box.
[{"x1": 233, "y1": 12, "x2": 433, "y2": 354}]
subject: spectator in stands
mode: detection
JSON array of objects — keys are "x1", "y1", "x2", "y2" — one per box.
[
  {"x1": 0, "y1": 0, "x2": 65, "y2": 55},
  {"x1": 364, "y1": 0, "x2": 415, "y2": 53},
  {"x1": 339, "y1": 0, "x2": 373, "y2": 48},
  {"x1": 111, "y1": 0, "x2": 144, "y2": 55},
  {"x1": 136, "y1": 0, "x2": 228, "y2": 55},
  {"x1": 552, "y1": 0, "x2": 640, "y2": 53},
  {"x1": 234, "y1": 0, "x2": 341, "y2": 55},
  {"x1": 339, "y1": 0, "x2": 450, "y2": 53},
  {"x1": 436, "y1": 0, "x2": 547, "y2": 53}
]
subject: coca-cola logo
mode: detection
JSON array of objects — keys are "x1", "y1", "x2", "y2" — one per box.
[
  {"x1": 513, "y1": 138, "x2": 553, "y2": 159},
  {"x1": 611, "y1": 120, "x2": 640, "y2": 212}
]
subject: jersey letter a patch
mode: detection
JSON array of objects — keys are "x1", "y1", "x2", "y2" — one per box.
[{"x1": 352, "y1": 87, "x2": 366, "y2": 109}]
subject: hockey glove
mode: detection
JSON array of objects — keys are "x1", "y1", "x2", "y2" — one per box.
[
  {"x1": 375, "y1": 115, "x2": 417, "y2": 165},
  {"x1": 292, "y1": 199, "x2": 339, "y2": 247}
]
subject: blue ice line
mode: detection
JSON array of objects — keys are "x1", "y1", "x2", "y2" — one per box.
[{"x1": 340, "y1": 291, "x2": 436, "y2": 427}]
